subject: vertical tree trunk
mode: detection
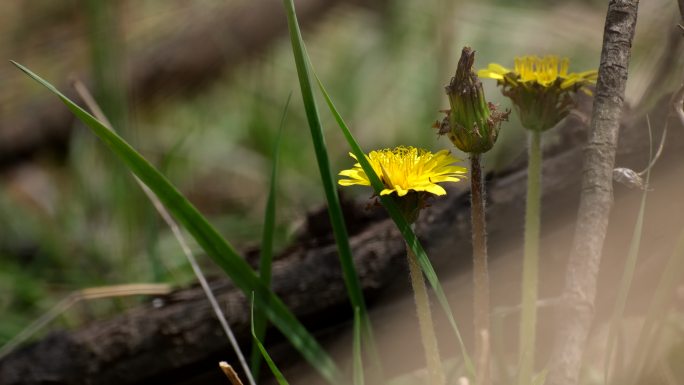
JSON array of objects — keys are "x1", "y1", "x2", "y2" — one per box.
[{"x1": 547, "y1": 2, "x2": 640, "y2": 385}]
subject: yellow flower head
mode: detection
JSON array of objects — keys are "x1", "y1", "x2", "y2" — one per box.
[
  {"x1": 478, "y1": 55, "x2": 597, "y2": 132},
  {"x1": 338, "y1": 146, "x2": 466, "y2": 197},
  {"x1": 478, "y1": 55, "x2": 597, "y2": 90}
]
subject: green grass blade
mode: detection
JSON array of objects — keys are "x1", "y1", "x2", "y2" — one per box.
[
  {"x1": 315, "y1": 74, "x2": 475, "y2": 378},
  {"x1": 251, "y1": 94, "x2": 291, "y2": 379},
  {"x1": 603, "y1": 193, "x2": 648, "y2": 379},
  {"x1": 11, "y1": 61, "x2": 342, "y2": 385},
  {"x1": 603, "y1": 119, "x2": 653, "y2": 383},
  {"x1": 251, "y1": 296, "x2": 292, "y2": 385},
  {"x1": 281, "y1": 0, "x2": 379, "y2": 376},
  {"x1": 353, "y1": 307, "x2": 365, "y2": 385}
]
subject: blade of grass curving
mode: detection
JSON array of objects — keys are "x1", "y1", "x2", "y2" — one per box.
[
  {"x1": 281, "y1": 0, "x2": 379, "y2": 377},
  {"x1": 84, "y1": 0, "x2": 141, "y2": 269},
  {"x1": 353, "y1": 307, "x2": 365, "y2": 385},
  {"x1": 11, "y1": 61, "x2": 341, "y2": 385},
  {"x1": 603, "y1": 117, "x2": 653, "y2": 383},
  {"x1": 251, "y1": 93, "x2": 291, "y2": 379},
  {"x1": 315, "y1": 73, "x2": 475, "y2": 377},
  {"x1": 73, "y1": 78, "x2": 255, "y2": 385},
  {"x1": 251, "y1": 296, "x2": 291, "y2": 385}
]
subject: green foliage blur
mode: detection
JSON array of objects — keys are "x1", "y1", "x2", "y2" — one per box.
[{"x1": 0, "y1": 0, "x2": 677, "y2": 351}]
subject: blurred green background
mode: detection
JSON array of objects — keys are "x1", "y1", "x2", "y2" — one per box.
[{"x1": 0, "y1": 0, "x2": 678, "y2": 346}]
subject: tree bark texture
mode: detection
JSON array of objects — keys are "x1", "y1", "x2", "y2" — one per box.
[{"x1": 547, "y1": 2, "x2": 640, "y2": 385}]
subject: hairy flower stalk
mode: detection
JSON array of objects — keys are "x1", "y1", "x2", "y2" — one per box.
[
  {"x1": 439, "y1": 46, "x2": 508, "y2": 385},
  {"x1": 339, "y1": 146, "x2": 466, "y2": 385},
  {"x1": 479, "y1": 55, "x2": 596, "y2": 385}
]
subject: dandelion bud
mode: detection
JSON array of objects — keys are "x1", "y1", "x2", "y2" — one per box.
[{"x1": 443, "y1": 47, "x2": 509, "y2": 154}]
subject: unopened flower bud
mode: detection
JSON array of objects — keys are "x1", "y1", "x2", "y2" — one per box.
[{"x1": 442, "y1": 47, "x2": 509, "y2": 154}]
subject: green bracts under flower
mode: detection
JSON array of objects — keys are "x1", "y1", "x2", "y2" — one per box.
[{"x1": 440, "y1": 47, "x2": 509, "y2": 154}]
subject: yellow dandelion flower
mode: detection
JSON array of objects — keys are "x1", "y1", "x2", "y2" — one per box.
[
  {"x1": 478, "y1": 55, "x2": 597, "y2": 90},
  {"x1": 338, "y1": 146, "x2": 466, "y2": 197},
  {"x1": 478, "y1": 55, "x2": 597, "y2": 132}
]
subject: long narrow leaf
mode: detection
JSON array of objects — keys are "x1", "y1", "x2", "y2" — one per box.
[
  {"x1": 12, "y1": 61, "x2": 342, "y2": 385},
  {"x1": 251, "y1": 94, "x2": 291, "y2": 379},
  {"x1": 281, "y1": 0, "x2": 380, "y2": 376},
  {"x1": 353, "y1": 307, "x2": 365, "y2": 385},
  {"x1": 315, "y1": 74, "x2": 475, "y2": 377},
  {"x1": 251, "y1": 297, "x2": 291, "y2": 385},
  {"x1": 73, "y1": 78, "x2": 255, "y2": 385}
]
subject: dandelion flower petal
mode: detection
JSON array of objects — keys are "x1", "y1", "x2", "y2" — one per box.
[{"x1": 338, "y1": 146, "x2": 466, "y2": 198}]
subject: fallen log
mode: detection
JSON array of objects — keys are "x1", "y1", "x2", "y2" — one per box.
[{"x1": 2, "y1": 93, "x2": 681, "y2": 385}]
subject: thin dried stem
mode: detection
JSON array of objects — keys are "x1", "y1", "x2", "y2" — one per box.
[
  {"x1": 636, "y1": 124, "x2": 667, "y2": 176},
  {"x1": 671, "y1": 81, "x2": 684, "y2": 128},
  {"x1": 0, "y1": 284, "x2": 171, "y2": 360},
  {"x1": 220, "y1": 362, "x2": 245, "y2": 385}
]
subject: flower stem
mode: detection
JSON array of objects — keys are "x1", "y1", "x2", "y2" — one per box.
[
  {"x1": 518, "y1": 130, "x2": 542, "y2": 385},
  {"x1": 470, "y1": 154, "x2": 490, "y2": 385},
  {"x1": 406, "y1": 238, "x2": 446, "y2": 385}
]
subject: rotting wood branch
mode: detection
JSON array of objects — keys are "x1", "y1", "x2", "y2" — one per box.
[{"x1": 1, "y1": 99, "x2": 681, "y2": 385}]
